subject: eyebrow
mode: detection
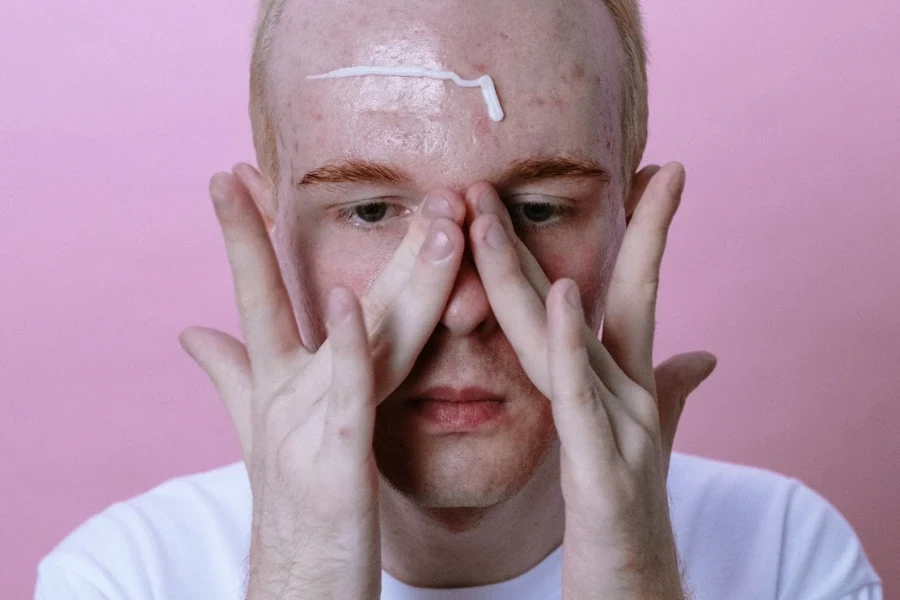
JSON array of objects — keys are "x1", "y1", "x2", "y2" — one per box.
[{"x1": 294, "y1": 153, "x2": 611, "y2": 188}]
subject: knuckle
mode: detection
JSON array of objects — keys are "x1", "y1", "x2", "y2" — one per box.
[
  {"x1": 274, "y1": 425, "x2": 313, "y2": 474},
  {"x1": 260, "y1": 380, "x2": 301, "y2": 431},
  {"x1": 632, "y1": 390, "x2": 662, "y2": 435},
  {"x1": 326, "y1": 419, "x2": 361, "y2": 446},
  {"x1": 261, "y1": 393, "x2": 290, "y2": 433},
  {"x1": 570, "y1": 385, "x2": 603, "y2": 411}
]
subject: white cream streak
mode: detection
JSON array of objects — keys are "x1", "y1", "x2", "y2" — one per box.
[{"x1": 306, "y1": 65, "x2": 504, "y2": 122}]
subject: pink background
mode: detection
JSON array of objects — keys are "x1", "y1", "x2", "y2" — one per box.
[{"x1": 2, "y1": 0, "x2": 897, "y2": 596}]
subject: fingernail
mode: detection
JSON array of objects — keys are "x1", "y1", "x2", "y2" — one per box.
[
  {"x1": 672, "y1": 164, "x2": 686, "y2": 196},
  {"x1": 423, "y1": 192, "x2": 454, "y2": 220},
  {"x1": 422, "y1": 224, "x2": 453, "y2": 261},
  {"x1": 476, "y1": 189, "x2": 496, "y2": 215},
  {"x1": 564, "y1": 282, "x2": 581, "y2": 310},
  {"x1": 702, "y1": 353, "x2": 718, "y2": 379},
  {"x1": 484, "y1": 219, "x2": 509, "y2": 249},
  {"x1": 209, "y1": 174, "x2": 230, "y2": 210}
]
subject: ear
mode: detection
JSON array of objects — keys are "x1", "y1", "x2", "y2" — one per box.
[
  {"x1": 232, "y1": 162, "x2": 276, "y2": 231},
  {"x1": 624, "y1": 165, "x2": 661, "y2": 226}
]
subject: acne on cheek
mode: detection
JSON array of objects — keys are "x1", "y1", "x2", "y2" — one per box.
[
  {"x1": 528, "y1": 96, "x2": 566, "y2": 109},
  {"x1": 474, "y1": 115, "x2": 492, "y2": 136}
]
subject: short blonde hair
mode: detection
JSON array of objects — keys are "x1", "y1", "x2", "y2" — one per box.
[{"x1": 249, "y1": 0, "x2": 648, "y2": 193}]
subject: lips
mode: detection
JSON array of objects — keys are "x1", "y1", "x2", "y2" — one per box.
[
  {"x1": 408, "y1": 386, "x2": 507, "y2": 431},
  {"x1": 412, "y1": 386, "x2": 505, "y2": 404}
]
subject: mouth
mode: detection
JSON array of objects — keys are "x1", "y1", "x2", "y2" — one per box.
[{"x1": 407, "y1": 386, "x2": 507, "y2": 432}]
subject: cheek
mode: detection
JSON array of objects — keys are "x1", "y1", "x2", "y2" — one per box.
[
  {"x1": 526, "y1": 220, "x2": 623, "y2": 331},
  {"x1": 295, "y1": 223, "x2": 402, "y2": 328}
]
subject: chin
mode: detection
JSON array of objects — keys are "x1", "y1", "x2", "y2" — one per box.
[{"x1": 373, "y1": 393, "x2": 557, "y2": 509}]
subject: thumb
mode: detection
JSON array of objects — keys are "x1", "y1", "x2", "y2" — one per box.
[
  {"x1": 178, "y1": 326, "x2": 253, "y2": 461},
  {"x1": 654, "y1": 350, "x2": 717, "y2": 468}
]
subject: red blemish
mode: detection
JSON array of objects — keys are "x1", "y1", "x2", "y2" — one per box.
[
  {"x1": 533, "y1": 97, "x2": 547, "y2": 107},
  {"x1": 473, "y1": 62, "x2": 488, "y2": 73},
  {"x1": 312, "y1": 112, "x2": 324, "y2": 122},
  {"x1": 474, "y1": 115, "x2": 490, "y2": 135},
  {"x1": 573, "y1": 63, "x2": 585, "y2": 79}
]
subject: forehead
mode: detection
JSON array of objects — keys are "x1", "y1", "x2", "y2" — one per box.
[{"x1": 268, "y1": 0, "x2": 624, "y2": 189}]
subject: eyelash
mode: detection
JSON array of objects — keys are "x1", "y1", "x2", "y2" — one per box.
[
  {"x1": 335, "y1": 201, "x2": 412, "y2": 231},
  {"x1": 507, "y1": 201, "x2": 568, "y2": 229},
  {"x1": 335, "y1": 199, "x2": 569, "y2": 231}
]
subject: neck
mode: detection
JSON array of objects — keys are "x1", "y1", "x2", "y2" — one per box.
[{"x1": 378, "y1": 440, "x2": 564, "y2": 588}]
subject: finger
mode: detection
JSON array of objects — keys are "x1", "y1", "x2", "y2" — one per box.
[
  {"x1": 547, "y1": 279, "x2": 621, "y2": 467},
  {"x1": 466, "y1": 182, "x2": 552, "y2": 300},
  {"x1": 469, "y1": 211, "x2": 551, "y2": 396},
  {"x1": 362, "y1": 189, "x2": 465, "y2": 331},
  {"x1": 654, "y1": 351, "x2": 717, "y2": 463},
  {"x1": 210, "y1": 172, "x2": 303, "y2": 377},
  {"x1": 601, "y1": 162, "x2": 686, "y2": 396},
  {"x1": 231, "y1": 162, "x2": 270, "y2": 222},
  {"x1": 469, "y1": 208, "x2": 638, "y2": 406},
  {"x1": 368, "y1": 217, "x2": 465, "y2": 401},
  {"x1": 322, "y1": 287, "x2": 376, "y2": 459},
  {"x1": 467, "y1": 183, "x2": 636, "y2": 400},
  {"x1": 178, "y1": 326, "x2": 253, "y2": 460},
  {"x1": 624, "y1": 164, "x2": 661, "y2": 226}
]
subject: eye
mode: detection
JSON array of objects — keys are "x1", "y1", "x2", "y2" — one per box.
[
  {"x1": 519, "y1": 202, "x2": 556, "y2": 223},
  {"x1": 336, "y1": 200, "x2": 411, "y2": 230},
  {"x1": 509, "y1": 201, "x2": 562, "y2": 225},
  {"x1": 355, "y1": 202, "x2": 389, "y2": 223}
]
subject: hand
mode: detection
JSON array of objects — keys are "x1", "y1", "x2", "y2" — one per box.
[
  {"x1": 178, "y1": 168, "x2": 466, "y2": 600},
  {"x1": 467, "y1": 163, "x2": 716, "y2": 599}
]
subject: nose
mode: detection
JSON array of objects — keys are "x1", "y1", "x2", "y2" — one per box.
[{"x1": 438, "y1": 242, "x2": 497, "y2": 336}]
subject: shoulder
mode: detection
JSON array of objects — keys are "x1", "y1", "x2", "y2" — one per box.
[
  {"x1": 668, "y1": 453, "x2": 882, "y2": 600},
  {"x1": 36, "y1": 462, "x2": 251, "y2": 599}
]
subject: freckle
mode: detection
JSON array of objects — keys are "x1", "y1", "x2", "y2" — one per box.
[
  {"x1": 605, "y1": 140, "x2": 612, "y2": 151},
  {"x1": 316, "y1": 134, "x2": 324, "y2": 145},
  {"x1": 357, "y1": 15, "x2": 370, "y2": 27},
  {"x1": 294, "y1": 139, "x2": 299, "y2": 153},
  {"x1": 553, "y1": 97, "x2": 564, "y2": 107},
  {"x1": 573, "y1": 63, "x2": 585, "y2": 79}
]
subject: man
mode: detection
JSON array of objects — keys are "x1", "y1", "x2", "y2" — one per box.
[{"x1": 35, "y1": 0, "x2": 883, "y2": 598}]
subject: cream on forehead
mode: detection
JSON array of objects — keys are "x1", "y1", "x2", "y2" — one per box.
[{"x1": 306, "y1": 66, "x2": 504, "y2": 122}]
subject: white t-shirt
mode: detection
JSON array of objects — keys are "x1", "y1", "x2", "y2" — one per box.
[{"x1": 34, "y1": 453, "x2": 883, "y2": 599}]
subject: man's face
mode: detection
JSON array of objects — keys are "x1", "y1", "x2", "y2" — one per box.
[{"x1": 263, "y1": 0, "x2": 627, "y2": 508}]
